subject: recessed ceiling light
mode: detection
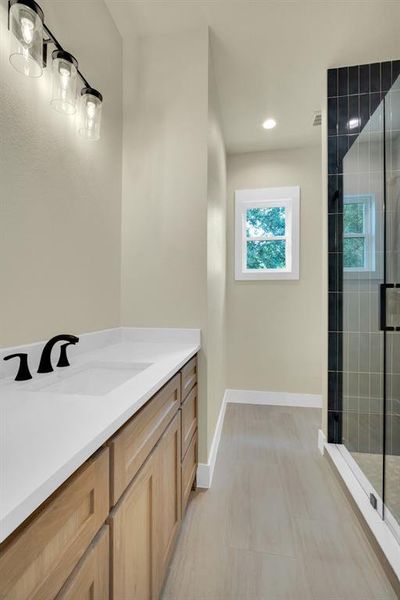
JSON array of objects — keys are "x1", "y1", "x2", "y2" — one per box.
[{"x1": 262, "y1": 118, "x2": 277, "y2": 130}]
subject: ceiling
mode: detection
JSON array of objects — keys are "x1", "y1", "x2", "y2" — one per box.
[{"x1": 106, "y1": 0, "x2": 400, "y2": 154}]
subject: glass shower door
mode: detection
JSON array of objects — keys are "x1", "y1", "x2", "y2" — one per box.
[
  {"x1": 383, "y1": 77, "x2": 400, "y2": 538},
  {"x1": 341, "y1": 99, "x2": 385, "y2": 513}
]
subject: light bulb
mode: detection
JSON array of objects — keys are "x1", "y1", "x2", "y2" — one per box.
[
  {"x1": 20, "y1": 15, "x2": 34, "y2": 45},
  {"x1": 86, "y1": 100, "x2": 96, "y2": 119},
  {"x1": 9, "y1": 1, "x2": 44, "y2": 77}
]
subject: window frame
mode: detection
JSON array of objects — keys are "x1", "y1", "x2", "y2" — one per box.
[
  {"x1": 235, "y1": 186, "x2": 300, "y2": 281},
  {"x1": 343, "y1": 194, "x2": 376, "y2": 276}
]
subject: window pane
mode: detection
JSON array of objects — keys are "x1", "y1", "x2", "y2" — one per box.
[
  {"x1": 344, "y1": 202, "x2": 364, "y2": 234},
  {"x1": 343, "y1": 237, "x2": 365, "y2": 268},
  {"x1": 247, "y1": 240, "x2": 286, "y2": 270},
  {"x1": 246, "y1": 207, "x2": 285, "y2": 237}
]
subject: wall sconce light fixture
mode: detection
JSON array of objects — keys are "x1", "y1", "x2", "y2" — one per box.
[{"x1": 8, "y1": 0, "x2": 103, "y2": 140}]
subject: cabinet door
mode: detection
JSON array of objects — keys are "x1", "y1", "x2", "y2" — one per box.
[
  {"x1": 109, "y1": 452, "x2": 158, "y2": 600},
  {"x1": 57, "y1": 525, "x2": 109, "y2": 600},
  {"x1": 0, "y1": 448, "x2": 109, "y2": 600},
  {"x1": 155, "y1": 412, "x2": 181, "y2": 592}
]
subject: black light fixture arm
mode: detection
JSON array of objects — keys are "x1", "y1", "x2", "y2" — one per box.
[{"x1": 42, "y1": 23, "x2": 91, "y2": 88}]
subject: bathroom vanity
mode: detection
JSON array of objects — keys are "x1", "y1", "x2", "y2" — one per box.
[{"x1": 0, "y1": 328, "x2": 200, "y2": 599}]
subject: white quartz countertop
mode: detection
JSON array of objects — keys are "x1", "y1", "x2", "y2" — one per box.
[{"x1": 0, "y1": 327, "x2": 200, "y2": 543}]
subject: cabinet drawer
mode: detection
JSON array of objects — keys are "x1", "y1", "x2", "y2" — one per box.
[
  {"x1": 109, "y1": 373, "x2": 181, "y2": 505},
  {"x1": 181, "y1": 430, "x2": 197, "y2": 514},
  {"x1": 57, "y1": 525, "x2": 109, "y2": 600},
  {"x1": 0, "y1": 447, "x2": 109, "y2": 600},
  {"x1": 181, "y1": 356, "x2": 197, "y2": 401},
  {"x1": 181, "y1": 385, "x2": 197, "y2": 458}
]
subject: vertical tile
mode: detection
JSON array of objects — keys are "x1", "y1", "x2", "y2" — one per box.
[
  {"x1": 338, "y1": 67, "x2": 348, "y2": 96},
  {"x1": 328, "y1": 136, "x2": 337, "y2": 174},
  {"x1": 370, "y1": 92, "x2": 381, "y2": 117},
  {"x1": 328, "y1": 253, "x2": 338, "y2": 292},
  {"x1": 360, "y1": 93, "x2": 369, "y2": 130},
  {"x1": 348, "y1": 66, "x2": 359, "y2": 95},
  {"x1": 370, "y1": 63, "x2": 381, "y2": 92},
  {"x1": 328, "y1": 332, "x2": 338, "y2": 370},
  {"x1": 338, "y1": 96, "x2": 348, "y2": 134},
  {"x1": 329, "y1": 293, "x2": 338, "y2": 332},
  {"x1": 328, "y1": 214, "x2": 338, "y2": 252},
  {"x1": 328, "y1": 371, "x2": 339, "y2": 410},
  {"x1": 328, "y1": 410, "x2": 342, "y2": 443},
  {"x1": 392, "y1": 60, "x2": 400, "y2": 85},
  {"x1": 328, "y1": 97, "x2": 338, "y2": 135},
  {"x1": 360, "y1": 64, "x2": 370, "y2": 94},
  {"x1": 381, "y1": 61, "x2": 392, "y2": 92},
  {"x1": 328, "y1": 175, "x2": 338, "y2": 213},
  {"x1": 337, "y1": 135, "x2": 348, "y2": 170},
  {"x1": 328, "y1": 69, "x2": 338, "y2": 97},
  {"x1": 348, "y1": 95, "x2": 360, "y2": 133}
]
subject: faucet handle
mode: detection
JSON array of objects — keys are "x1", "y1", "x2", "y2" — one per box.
[
  {"x1": 57, "y1": 342, "x2": 75, "y2": 368},
  {"x1": 3, "y1": 353, "x2": 32, "y2": 381}
]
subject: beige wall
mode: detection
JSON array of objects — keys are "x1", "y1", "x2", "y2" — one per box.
[
  {"x1": 206, "y1": 46, "x2": 227, "y2": 453},
  {"x1": 226, "y1": 146, "x2": 323, "y2": 395},
  {"x1": 121, "y1": 28, "x2": 210, "y2": 461},
  {"x1": 0, "y1": 0, "x2": 122, "y2": 347}
]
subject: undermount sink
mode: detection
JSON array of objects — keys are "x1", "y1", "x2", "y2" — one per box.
[{"x1": 24, "y1": 361, "x2": 152, "y2": 396}]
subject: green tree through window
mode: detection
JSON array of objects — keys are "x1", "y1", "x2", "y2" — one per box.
[{"x1": 246, "y1": 207, "x2": 286, "y2": 269}]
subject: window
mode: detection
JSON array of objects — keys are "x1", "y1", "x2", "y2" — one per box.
[
  {"x1": 343, "y1": 195, "x2": 375, "y2": 273},
  {"x1": 235, "y1": 186, "x2": 300, "y2": 280}
]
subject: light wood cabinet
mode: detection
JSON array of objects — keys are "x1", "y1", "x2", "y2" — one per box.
[
  {"x1": 181, "y1": 384, "x2": 198, "y2": 458},
  {"x1": 109, "y1": 373, "x2": 181, "y2": 505},
  {"x1": 156, "y1": 412, "x2": 182, "y2": 592},
  {"x1": 57, "y1": 525, "x2": 109, "y2": 600},
  {"x1": 181, "y1": 356, "x2": 197, "y2": 401},
  {"x1": 0, "y1": 447, "x2": 109, "y2": 600},
  {"x1": 181, "y1": 430, "x2": 197, "y2": 515},
  {"x1": 109, "y1": 450, "x2": 159, "y2": 600}
]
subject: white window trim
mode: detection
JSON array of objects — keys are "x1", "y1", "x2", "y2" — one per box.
[
  {"x1": 343, "y1": 194, "x2": 378, "y2": 279},
  {"x1": 235, "y1": 186, "x2": 300, "y2": 281}
]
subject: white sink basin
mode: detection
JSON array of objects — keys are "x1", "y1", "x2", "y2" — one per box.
[{"x1": 24, "y1": 361, "x2": 152, "y2": 396}]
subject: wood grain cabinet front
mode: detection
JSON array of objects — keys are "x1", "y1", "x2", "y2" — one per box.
[
  {"x1": 181, "y1": 430, "x2": 197, "y2": 515},
  {"x1": 181, "y1": 356, "x2": 197, "y2": 402},
  {"x1": 57, "y1": 525, "x2": 109, "y2": 600},
  {"x1": 181, "y1": 385, "x2": 198, "y2": 459},
  {"x1": 109, "y1": 373, "x2": 181, "y2": 505},
  {"x1": 0, "y1": 447, "x2": 109, "y2": 600},
  {"x1": 156, "y1": 412, "x2": 182, "y2": 593},
  {"x1": 109, "y1": 450, "x2": 159, "y2": 600}
]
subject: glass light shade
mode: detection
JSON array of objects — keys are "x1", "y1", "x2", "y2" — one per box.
[
  {"x1": 51, "y1": 50, "x2": 78, "y2": 115},
  {"x1": 79, "y1": 88, "x2": 102, "y2": 141},
  {"x1": 9, "y1": 0, "x2": 44, "y2": 78}
]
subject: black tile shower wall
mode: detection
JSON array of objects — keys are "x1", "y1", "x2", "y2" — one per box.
[{"x1": 327, "y1": 59, "x2": 400, "y2": 444}]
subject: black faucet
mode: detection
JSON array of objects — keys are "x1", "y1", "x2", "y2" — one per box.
[
  {"x1": 37, "y1": 334, "x2": 79, "y2": 374},
  {"x1": 3, "y1": 353, "x2": 32, "y2": 381}
]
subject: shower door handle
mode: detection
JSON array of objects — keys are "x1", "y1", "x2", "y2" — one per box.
[{"x1": 380, "y1": 283, "x2": 400, "y2": 331}]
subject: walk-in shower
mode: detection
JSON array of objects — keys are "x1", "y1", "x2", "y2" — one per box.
[{"x1": 328, "y1": 61, "x2": 400, "y2": 541}]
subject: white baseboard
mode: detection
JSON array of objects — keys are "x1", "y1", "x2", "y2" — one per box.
[
  {"x1": 196, "y1": 391, "x2": 227, "y2": 489},
  {"x1": 325, "y1": 443, "x2": 400, "y2": 582},
  {"x1": 318, "y1": 428, "x2": 326, "y2": 455},
  {"x1": 226, "y1": 389, "x2": 322, "y2": 408}
]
